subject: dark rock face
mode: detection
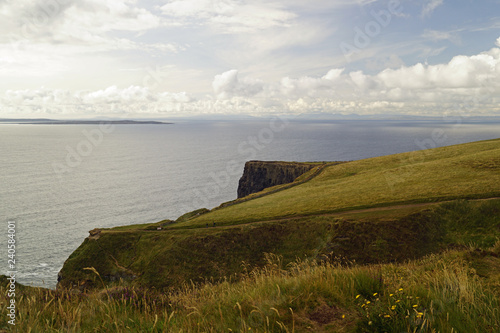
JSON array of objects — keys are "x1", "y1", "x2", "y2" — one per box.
[{"x1": 237, "y1": 161, "x2": 317, "y2": 198}]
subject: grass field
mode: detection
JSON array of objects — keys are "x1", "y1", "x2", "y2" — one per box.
[
  {"x1": 57, "y1": 197, "x2": 500, "y2": 291},
  {"x1": 6, "y1": 138, "x2": 500, "y2": 332},
  {"x1": 173, "y1": 138, "x2": 500, "y2": 228},
  {"x1": 3, "y1": 244, "x2": 500, "y2": 332}
]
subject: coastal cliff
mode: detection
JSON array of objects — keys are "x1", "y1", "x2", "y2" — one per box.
[
  {"x1": 237, "y1": 161, "x2": 319, "y2": 198},
  {"x1": 56, "y1": 139, "x2": 500, "y2": 292},
  {"x1": 19, "y1": 139, "x2": 500, "y2": 332}
]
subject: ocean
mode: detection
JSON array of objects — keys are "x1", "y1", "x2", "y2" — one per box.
[{"x1": 1, "y1": 118, "x2": 499, "y2": 289}]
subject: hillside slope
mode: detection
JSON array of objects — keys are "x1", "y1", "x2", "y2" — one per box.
[
  {"x1": 57, "y1": 139, "x2": 500, "y2": 291},
  {"x1": 177, "y1": 138, "x2": 500, "y2": 228},
  {"x1": 10, "y1": 245, "x2": 500, "y2": 332}
]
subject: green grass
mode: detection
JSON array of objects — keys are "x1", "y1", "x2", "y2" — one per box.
[
  {"x1": 58, "y1": 198, "x2": 500, "y2": 290},
  {"x1": 56, "y1": 139, "x2": 500, "y2": 291},
  {"x1": 175, "y1": 139, "x2": 500, "y2": 228},
  {"x1": 4, "y1": 246, "x2": 500, "y2": 332},
  {"x1": 14, "y1": 138, "x2": 500, "y2": 332}
]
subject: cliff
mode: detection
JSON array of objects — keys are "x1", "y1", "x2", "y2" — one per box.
[
  {"x1": 237, "y1": 161, "x2": 319, "y2": 198},
  {"x1": 57, "y1": 206, "x2": 450, "y2": 291},
  {"x1": 19, "y1": 139, "x2": 500, "y2": 332},
  {"x1": 56, "y1": 139, "x2": 500, "y2": 292}
]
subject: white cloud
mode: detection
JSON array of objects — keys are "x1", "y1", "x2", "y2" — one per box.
[
  {"x1": 1, "y1": 0, "x2": 499, "y2": 121},
  {"x1": 0, "y1": 1, "x2": 184, "y2": 90},
  {"x1": 2, "y1": 42, "x2": 500, "y2": 118},
  {"x1": 0, "y1": 0, "x2": 163, "y2": 49},
  {"x1": 422, "y1": 29, "x2": 461, "y2": 44},
  {"x1": 160, "y1": 0, "x2": 296, "y2": 33},
  {"x1": 209, "y1": 43, "x2": 500, "y2": 116},
  {"x1": 212, "y1": 70, "x2": 264, "y2": 99},
  {"x1": 2, "y1": 44, "x2": 500, "y2": 118},
  {"x1": 377, "y1": 51, "x2": 500, "y2": 89},
  {"x1": 421, "y1": 0, "x2": 444, "y2": 18},
  {"x1": 0, "y1": 86, "x2": 197, "y2": 117},
  {"x1": 419, "y1": 46, "x2": 447, "y2": 59},
  {"x1": 245, "y1": 21, "x2": 331, "y2": 54},
  {"x1": 278, "y1": 69, "x2": 344, "y2": 98}
]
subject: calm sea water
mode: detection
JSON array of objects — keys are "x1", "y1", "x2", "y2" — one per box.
[{"x1": 1, "y1": 119, "x2": 499, "y2": 288}]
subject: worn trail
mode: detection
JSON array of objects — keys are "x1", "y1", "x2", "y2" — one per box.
[{"x1": 103, "y1": 197, "x2": 500, "y2": 234}]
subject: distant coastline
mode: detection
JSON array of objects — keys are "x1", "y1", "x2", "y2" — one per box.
[{"x1": 0, "y1": 119, "x2": 172, "y2": 125}]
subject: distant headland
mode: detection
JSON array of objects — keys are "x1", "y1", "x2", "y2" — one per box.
[{"x1": 0, "y1": 119, "x2": 172, "y2": 125}]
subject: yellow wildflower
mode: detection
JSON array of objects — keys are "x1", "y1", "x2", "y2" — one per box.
[{"x1": 356, "y1": 294, "x2": 361, "y2": 299}]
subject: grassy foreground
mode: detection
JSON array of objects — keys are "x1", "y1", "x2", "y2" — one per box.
[{"x1": 2, "y1": 245, "x2": 499, "y2": 332}]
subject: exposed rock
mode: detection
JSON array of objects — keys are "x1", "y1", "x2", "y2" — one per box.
[
  {"x1": 88, "y1": 228, "x2": 101, "y2": 240},
  {"x1": 237, "y1": 161, "x2": 318, "y2": 198}
]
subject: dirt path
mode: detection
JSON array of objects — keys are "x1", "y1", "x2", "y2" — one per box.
[
  {"x1": 206, "y1": 202, "x2": 438, "y2": 229},
  {"x1": 98, "y1": 201, "x2": 434, "y2": 234},
  {"x1": 99, "y1": 196, "x2": 500, "y2": 234},
  {"x1": 224, "y1": 196, "x2": 500, "y2": 228}
]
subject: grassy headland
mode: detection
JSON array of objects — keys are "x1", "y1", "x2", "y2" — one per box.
[
  {"x1": 3, "y1": 138, "x2": 500, "y2": 332},
  {"x1": 175, "y1": 138, "x2": 500, "y2": 227}
]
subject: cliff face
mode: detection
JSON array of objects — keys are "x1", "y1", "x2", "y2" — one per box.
[
  {"x1": 58, "y1": 161, "x2": 328, "y2": 291},
  {"x1": 237, "y1": 161, "x2": 318, "y2": 198},
  {"x1": 57, "y1": 207, "x2": 448, "y2": 291}
]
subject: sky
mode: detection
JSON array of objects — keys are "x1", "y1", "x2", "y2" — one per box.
[{"x1": 0, "y1": 0, "x2": 499, "y2": 119}]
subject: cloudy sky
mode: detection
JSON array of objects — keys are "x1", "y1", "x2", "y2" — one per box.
[{"x1": 0, "y1": 0, "x2": 499, "y2": 118}]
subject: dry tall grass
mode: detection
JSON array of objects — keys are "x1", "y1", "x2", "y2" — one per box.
[{"x1": 2, "y1": 249, "x2": 499, "y2": 332}]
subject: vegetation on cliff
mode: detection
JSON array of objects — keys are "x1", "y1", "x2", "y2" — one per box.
[
  {"x1": 57, "y1": 139, "x2": 500, "y2": 291},
  {"x1": 58, "y1": 199, "x2": 500, "y2": 292},
  {"x1": 180, "y1": 138, "x2": 500, "y2": 228},
  {"x1": 2, "y1": 241, "x2": 500, "y2": 332},
  {"x1": 4, "y1": 138, "x2": 500, "y2": 332}
]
